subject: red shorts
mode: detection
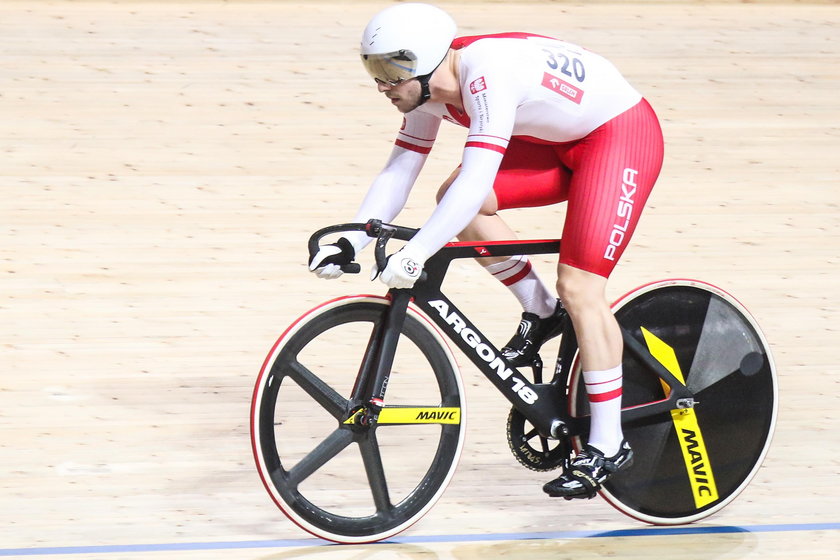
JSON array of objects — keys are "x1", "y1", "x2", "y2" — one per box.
[{"x1": 493, "y1": 99, "x2": 664, "y2": 277}]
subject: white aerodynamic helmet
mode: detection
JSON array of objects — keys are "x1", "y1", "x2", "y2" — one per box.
[{"x1": 360, "y1": 3, "x2": 457, "y2": 87}]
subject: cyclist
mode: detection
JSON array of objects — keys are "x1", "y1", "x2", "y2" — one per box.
[{"x1": 309, "y1": 2, "x2": 664, "y2": 499}]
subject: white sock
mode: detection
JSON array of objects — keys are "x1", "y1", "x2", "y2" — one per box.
[
  {"x1": 483, "y1": 255, "x2": 556, "y2": 317},
  {"x1": 583, "y1": 365, "x2": 624, "y2": 456}
]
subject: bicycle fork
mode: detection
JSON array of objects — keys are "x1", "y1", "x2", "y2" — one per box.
[{"x1": 344, "y1": 290, "x2": 412, "y2": 426}]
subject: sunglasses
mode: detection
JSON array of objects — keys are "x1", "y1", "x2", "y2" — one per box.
[{"x1": 362, "y1": 49, "x2": 418, "y2": 87}]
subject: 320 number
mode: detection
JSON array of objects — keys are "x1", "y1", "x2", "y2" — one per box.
[{"x1": 543, "y1": 49, "x2": 586, "y2": 82}]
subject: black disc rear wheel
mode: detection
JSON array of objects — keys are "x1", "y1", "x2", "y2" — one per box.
[{"x1": 571, "y1": 280, "x2": 777, "y2": 524}]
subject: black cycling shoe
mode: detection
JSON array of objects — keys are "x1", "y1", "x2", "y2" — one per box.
[
  {"x1": 501, "y1": 300, "x2": 566, "y2": 367},
  {"x1": 542, "y1": 440, "x2": 634, "y2": 499}
]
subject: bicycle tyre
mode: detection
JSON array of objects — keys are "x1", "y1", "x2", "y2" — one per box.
[
  {"x1": 251, "y1": 295, "x2": 466, "y2": 543},
  {"x1": 569, "y1": 279, "x2": 777, "y2": 524}
]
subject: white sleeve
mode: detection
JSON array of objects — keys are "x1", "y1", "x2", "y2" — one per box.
[
  {"x1": 344, "y1": 146, "x2": 425, "y2": 252},
  {"x1": 404, "y1": 60, "x2": 521, "y2": 261},
  {"x1": 405, "y1": 146, "x2": 504, "y2": 261},
  {"x1": 344, "y1": 112, "x2": 442, "y2": 253}
]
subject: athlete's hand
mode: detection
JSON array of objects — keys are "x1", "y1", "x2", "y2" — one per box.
[
  {"x1": 309, "y1": 237, "x2": 355, "y2": 280},
  {"x1": 374, "y1": 245, "x2": 426, "y2": 289}
]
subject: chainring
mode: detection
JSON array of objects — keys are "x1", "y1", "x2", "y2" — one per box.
[{"x1": 506, "y1": 407, "x2": 569, "y2": 472}]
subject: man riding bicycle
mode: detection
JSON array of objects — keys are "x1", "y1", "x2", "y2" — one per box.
[{"x1": 309, "y1": 2, "x2": 664, "y2": 499}]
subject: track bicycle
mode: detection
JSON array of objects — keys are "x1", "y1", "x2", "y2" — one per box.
[{"x1": 251, "y1": 220, "x2": 777, "y2": 544}]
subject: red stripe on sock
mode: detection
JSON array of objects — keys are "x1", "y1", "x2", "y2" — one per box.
[
  {"x1": 491, "y1": 259, "x2": 523, "y2": 278},
  {"x1": 584, "y1": 375, "x2": 623, "y2": 387},
  {"x1": 500, "y1": 260, "x2": 532, "y2": 286},
  {"x1": 588, "y1": 388, "x2": 623, "y2": 403}
]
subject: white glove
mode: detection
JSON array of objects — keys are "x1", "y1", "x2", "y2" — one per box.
[
  {"x1": 309, "y1": 238, "x2": 355, "y2": 280},
  {"x1": 375, "y1": 245, "x2": 428, "y2": 289},
  {"x1": 310, "y1": 256, "x2": 344, "y2": 279}
]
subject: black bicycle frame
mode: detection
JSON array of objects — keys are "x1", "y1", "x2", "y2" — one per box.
[
  {"x1": 312, "y1": 221, "x2": 695, "y2": 438},
  {"x1": 410, "y1": 239, "x2": 575, "y2": 438}
]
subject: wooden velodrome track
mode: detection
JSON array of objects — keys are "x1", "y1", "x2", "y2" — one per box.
[{"x1": 1, "y1": 0, "x2": 838, "y2": 558}]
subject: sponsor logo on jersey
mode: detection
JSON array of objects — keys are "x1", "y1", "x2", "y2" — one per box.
[
  {"x1": 469, "y1": 76, "x2": 487, "y2": 94},
  {"x1": 541, "y1": 72, "x2": 584, "y2": 105}
]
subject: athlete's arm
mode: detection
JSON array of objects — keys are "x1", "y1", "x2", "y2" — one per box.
[
  {"x1": 407, "y1": 145, "x2": 505, "y2": 261},
  {"x1": 407, "y1": 63, "x2": 522, "y2": 260},
  {"x1": 343, "y1": 112, "x2": 442, "y2": 252}
]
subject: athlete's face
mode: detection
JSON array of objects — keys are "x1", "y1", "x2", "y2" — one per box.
[{"x1": 376, "y1": 78, "x2": 423, "y2": 113}]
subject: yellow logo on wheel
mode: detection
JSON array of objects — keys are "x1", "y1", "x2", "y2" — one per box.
[
  {"x1": 378, "y1": 407, "x2": 461, "y2": 425},
  {"x1": 641, "y1": 327, "x2": 719, "y2": 508}
]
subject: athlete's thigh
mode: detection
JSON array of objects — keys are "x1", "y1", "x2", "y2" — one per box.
[
  {"x1": 559, "y1": 100, "x2": 664, "y2": 277},
  {"x1": 493, "y1": 138, "x2": 571, "y2": 210}
]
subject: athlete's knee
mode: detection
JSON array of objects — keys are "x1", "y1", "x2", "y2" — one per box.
[
  {"x1": 435, "y1": 169, "x2": 459, "y2": 204},
  {"x1": 556, "y1": 265, "x2": 607, "y2": 313},
  {"x1": 437, "y1": 171, "x2": 499, "y2": 217},
  {"x1": 478, "y1": 196, "x2": 499, "y2": 216}
]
